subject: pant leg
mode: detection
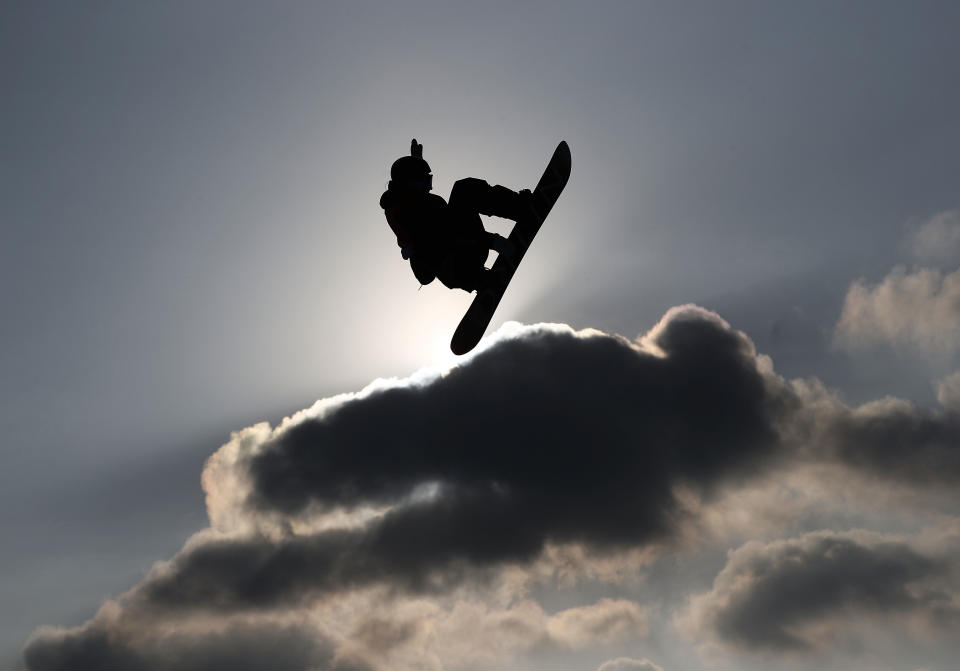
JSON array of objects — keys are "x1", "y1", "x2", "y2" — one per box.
[{"x1": 449, "y1": 178, "x2": 528, "y2": 221}]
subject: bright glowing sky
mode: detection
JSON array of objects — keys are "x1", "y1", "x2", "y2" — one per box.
[{"x1": 3, "y1": 2, "x2": 960, "y2": 670}]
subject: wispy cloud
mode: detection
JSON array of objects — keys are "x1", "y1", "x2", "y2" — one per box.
[
  {"x1": 597, "y1": 657, "x2": 664, "y2": 671},
  {"x1": 905, "y1": 210, "x2": 960, "y2": 266},
  {"x1": 835, "y1": 209, "x2": 960, "y2": 361},
  {"x1": 833, "y1": 265, "x2": 960, "y2": 360}
]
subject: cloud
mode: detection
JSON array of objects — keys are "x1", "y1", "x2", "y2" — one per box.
[
  {"x1": 23, "y1": 612, "x2": 347, "y2": 671},
  {"x1": 833, "y1": 265, "x2": 960, "y2": 360},
  {"x1": 935, "y1": 370, "x2": 960, "y2": 410},
  {"x1": 21, "y1": 306, "x2": 960, "y2": 670},
  {"x1": 546, "y1": 599, "x2": 648, "y2": 648},
  {"x1": 187, "y1": 306, "x2": 791, "y2": 607},
  {"x1": 23, "y1": 591, "x2": 649, "y2": 671},
  {"x1": 597, "y1": 657, "x2": 664, "y2": 671},
  {"x1": 679, "y1": 527, "x2": 960, "y2": 655},
  {"x1": 27, "y1": 307, "x2": 763, "y2": 671},
  {"x1": 906, "y1": 209, "x2": 960, "y2": 266},
  {"x1": 237, "y1": 307, "x2": 784, "y2": 524},
  {"x1": 835, "y1": 209, "x2": 960, "y2": 360},
  {"x1": 786, "y1": 377, "x2": 960, "y2": 487}
]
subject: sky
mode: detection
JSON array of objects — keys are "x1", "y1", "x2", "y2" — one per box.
[{"x1": 2, "y1": 1, "x2": 960, "y2": 670}]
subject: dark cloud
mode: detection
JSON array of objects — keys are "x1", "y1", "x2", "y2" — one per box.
[
  {"x1": 830, "y1": 404, "x2": 960, "y2": 484},
  {"x1": 152, "y1": 307, "x2": 789, "y2": 613},
  {"x1": 24, "y1": 306, "x2": 784, "y2": 670},
  {"x1": 119, "y1": 307, "x2": 792, "y2": 615},
  {"x1": 246, "y1": 307, "x2": 788, "y2": 537},
  {"x1": 23, "y1": 617, "x2": 348, "y2": 671},
  {"x1": 22, "y1": 306, "x2": 960, "y2": 670},
  {"x1": 682, "y1": 529, "x2": 960, "y2": 653},
  {"x1": 179, "y1": 309, "x2": 958, "y2": 620},
  {"x1": 791, "y1": 383, "x2": 960, "y2": 486}
]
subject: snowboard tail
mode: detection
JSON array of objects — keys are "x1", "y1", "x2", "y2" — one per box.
[{"x1": 450, "y1": 141, "x2": 571, "y2": 355}]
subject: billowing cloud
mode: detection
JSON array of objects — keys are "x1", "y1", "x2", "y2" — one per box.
[
  {"x1": 679, "y1": 527, "x2": 960, "y2": 654},
  {"x1": 232, "y1": 306, "x2": 786, "y2": 526},
  {"x1": 20, "y1": 306, "x2": 960, "y2": 670},
  {"x1": 188, "y1": 306, "x2": 791, "y2": 605},
  {"x1": 28, "y1": 307, "x2": 763, "y2": 671}
]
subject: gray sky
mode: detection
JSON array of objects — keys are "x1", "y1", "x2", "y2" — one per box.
[{"x1": 3, "y1": 2, "x2": 960, "y2": 670}]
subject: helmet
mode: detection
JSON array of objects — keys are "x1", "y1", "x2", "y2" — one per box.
[
  {"x1": 390, "y1": 155, "x2": 431, "y2": 182},
  {"x1": 388, "y1": 138, "x2": 432, "y2": 192}
]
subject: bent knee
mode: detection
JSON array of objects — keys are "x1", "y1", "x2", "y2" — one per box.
[{"x1": 449, "y1": 178, "x2": 490, "y2": 209}]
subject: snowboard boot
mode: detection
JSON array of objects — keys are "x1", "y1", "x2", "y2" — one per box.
[
  {"x1": 475, "y1": 265, "x2": 510, "y2": 293},
  {"x1": 485, "y1": 231, "x2": 517, "y2": 263},
  {"x1": 516, "y1": 188, "x2": 534, "y2": 218}
]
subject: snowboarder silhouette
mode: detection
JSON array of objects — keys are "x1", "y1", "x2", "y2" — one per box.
[{"x1": 379, "y1": 139, "x2": 532, "y2": 293}]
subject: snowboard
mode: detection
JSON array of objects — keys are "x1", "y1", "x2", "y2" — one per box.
[{"x1": 450, "y1": 141, "x2": 571, "y2": 355}]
